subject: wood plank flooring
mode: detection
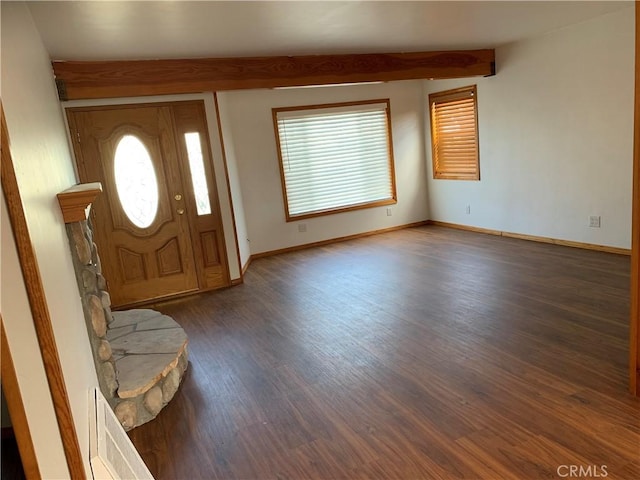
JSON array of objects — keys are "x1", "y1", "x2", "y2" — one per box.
[{"x1": 129, "y1": 225, "x2": 640, "y2": 479}]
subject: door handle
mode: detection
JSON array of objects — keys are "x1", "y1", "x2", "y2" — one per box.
[{"x1": 177, "y1": 208, "x2": 185, "y2": 215}]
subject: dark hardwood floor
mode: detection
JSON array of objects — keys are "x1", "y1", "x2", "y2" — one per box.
[{"x1": 129, "y1": 225, "x2": 640, "y2": 479}]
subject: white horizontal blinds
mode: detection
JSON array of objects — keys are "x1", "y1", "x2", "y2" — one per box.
[
  {"x1": 276, "y1": 101, "x2": 394, "y2": 217},
  {"x1": 430, "y1": 86, "x2": 479, "y2": 180}
]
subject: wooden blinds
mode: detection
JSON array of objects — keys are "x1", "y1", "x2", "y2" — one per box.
[{"x1": 428, "y1": 85, "x2": 480, "y2": 180}]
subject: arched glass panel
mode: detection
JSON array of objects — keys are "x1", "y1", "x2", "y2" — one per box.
[{"x1": 114, "y1": 135, "x2": 159, "y2": 228}]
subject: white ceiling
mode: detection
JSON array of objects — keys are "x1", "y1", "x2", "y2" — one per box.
[{"x1": 27, "y1": 1, "x2": 632, "y2": 61}]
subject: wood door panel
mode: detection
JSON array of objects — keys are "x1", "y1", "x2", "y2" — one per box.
[
  {"x1": 118, "y1": 247, "x2": 147, "y2": 283},
  {"x1": 97, "y1": 126, "x2": 173, "y2": 237},
  {"x1": 114, "y1": 272, "x2": 198, "y2": 305},
  {"x1": 68, "y1": 101, "x2": 230, "y2": 307},
  {"x1": 157, "y1": 238, "x2": 184, "y2": 276},
  {"x1": 204, "y1": 270, "x2": 224, "y2": 289},
  {"x1": 172, "y1": 102, "x2": 230, "y2": 290},
  {"x1": 69, "y1": 104, "x2": 199, "y2": 306},
  {"x1": 110, "y1": 220, "x2": 184, "y2": 251},
  {"x1": 200, "y1": 231, "x2": 220, "y2": 267},
  {"x1": 110, "y1": 219, "x2": 195, "y2": 282}
]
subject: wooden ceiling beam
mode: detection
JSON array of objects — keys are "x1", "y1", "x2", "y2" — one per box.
[{"x1": 52, "y1": 49, "x2": 495, "y2": 100}]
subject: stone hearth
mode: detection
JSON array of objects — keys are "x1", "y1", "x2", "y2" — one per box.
[
  {"x1": 107, "y1": 309, "x2": 188, "y2": 429},
  {"x1": 58, "y1": 184, "x2": 188, "y2": 430}
]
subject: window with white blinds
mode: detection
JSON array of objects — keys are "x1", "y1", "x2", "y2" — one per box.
[
  {"x1": 273, "y1": 99, "x2": 396, "y2": 221},
  {"x1": 428, "y1": 85, "x2": 480, "y2": 180}
]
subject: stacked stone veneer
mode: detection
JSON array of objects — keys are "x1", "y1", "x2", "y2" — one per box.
[{"x1": 65, "y1": 219, "x2": 188, "y2": 430}]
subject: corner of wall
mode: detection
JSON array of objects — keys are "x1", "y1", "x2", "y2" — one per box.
[
  {"x1": 214, "y1": 92, "x2": 252, "y2": 267},
  {"x1": 422, "y1": 9, "x2": 634, "y2": 249}
]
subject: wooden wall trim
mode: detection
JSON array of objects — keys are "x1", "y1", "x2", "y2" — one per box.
[
  {"x1": 56, "y1": 182, "x2": 102, "y2": 223},
  {"x1": 1, "y1": 108, "x2": 86, "y2": 478},
  {"x1": 246, "y1": 219, "x2": 631, "y2": 270},
  {"x1": 250, "y1": 221, "x2": 430, "y2": 261},
  {"x1": 52, "y1": 49, "x2": 495, "y2": 100},
  {"x1": 630, "y1": 0, "x2": 640, "y2": 396},
  {"x1": 242, "y1": 256, "x2": 252, "y2": 276},
  {"x1": 1, "y1": 317, "x2": 42, "y2": 480},
  {"x1": 430, "y1": 221, "x2": 631, "y2": 256}
]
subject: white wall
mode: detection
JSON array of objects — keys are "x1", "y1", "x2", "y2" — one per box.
[
  {"x1": 1, "y1": 2, "x2": 99, "y2": 477},
  {"x1": 215, "y1": 94, "x2": 251, "y2": 269},
  {"x1": 217, "y1": 80, "x2": 430, "y2": 255},
  {"x1": 203, "y1": 93, "x2": 243, "y2": 280},
  {"x1": 424, "y1": 7, "x2": 635, "y2": 249}
]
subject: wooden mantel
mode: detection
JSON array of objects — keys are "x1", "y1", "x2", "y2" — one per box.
[
  {"x1": 52, "y1": 49, "x2": 495, "y2": 100},
  {"x1": 57, "y1": 182, "x2": 102, "y2": 223}
]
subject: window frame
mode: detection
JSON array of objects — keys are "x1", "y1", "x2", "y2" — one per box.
[
  {"x1": 428, "y1": 85, "x2": 480, "y2": 181},
  {"x1": 272, "y1": 99, "x2": 397, "y2": 222}
]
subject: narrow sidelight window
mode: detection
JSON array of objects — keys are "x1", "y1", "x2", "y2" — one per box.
[
  {"x1": 428, "y1": 85, "x2": 480, "y2": 180},
  {"x1": 184, "y1": 132, "x2": 212, "y2": 216}
]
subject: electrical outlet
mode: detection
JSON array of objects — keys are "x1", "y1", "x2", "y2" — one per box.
[
  {"x1": 589, "y1": 215, "x2": 601, "y2": 228},
  {"x1": 465, "y1": 205, "x2": 471, "y2": 215},
  {"x1": 386, "y1": 207, "x2": 393, "y2": 217},
  {"x1": 298, "y1": 223, "x2": 307, "y2": 233}
]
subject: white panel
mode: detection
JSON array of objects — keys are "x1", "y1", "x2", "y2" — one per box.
[{"x1": 91, "y1": 389, "x2": 154, "y2": 480}]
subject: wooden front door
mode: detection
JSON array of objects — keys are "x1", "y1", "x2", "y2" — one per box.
[{"x1": 67, "y1": 102, "x2": 229, "y2": 307}]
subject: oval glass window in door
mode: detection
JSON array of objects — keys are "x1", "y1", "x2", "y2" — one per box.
[{"x1": 113, "y1": 135, "x2": 159, "y2": 228}]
